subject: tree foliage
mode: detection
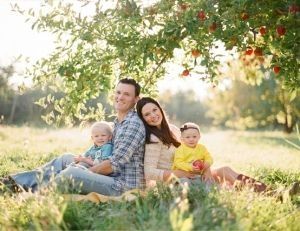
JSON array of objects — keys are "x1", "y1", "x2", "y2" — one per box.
[
  {"x1": 206, "y1": 58, "x2": 300, "y2": 133},
  {"x1": 13, "y1": 0, "x2": 300, "y2": 124}
]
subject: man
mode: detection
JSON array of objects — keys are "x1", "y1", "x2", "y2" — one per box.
[
  {"x1": 54, "y1": 78, "x2": 146, "y2": 195},
  {"x1": 1, "y1": 78, "x2": 146, "y2": 196}
]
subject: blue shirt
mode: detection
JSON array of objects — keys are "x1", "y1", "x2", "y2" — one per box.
[
  {"x1": 110, "y1": 110, "x2": 146, "y2": 192},
  {"x1": 83, "y1": 142, "x2": 113, "y2": 164}
]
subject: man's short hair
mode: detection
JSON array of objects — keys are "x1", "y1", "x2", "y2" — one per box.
[{"x1": 118, "y1": 78, "x2": 141, "y2": 97}]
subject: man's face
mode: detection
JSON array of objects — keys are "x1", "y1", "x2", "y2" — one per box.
[{"x1": 114, "y1": 83, "x2": 139, "y2": 113}]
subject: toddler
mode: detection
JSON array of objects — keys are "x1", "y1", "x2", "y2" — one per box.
[
  {"x1": 73, "y1": 121, "x2": 113, "y2": 168},
  {"x1": 172, "y1": 122, "x2": 214, "y2": 184}
]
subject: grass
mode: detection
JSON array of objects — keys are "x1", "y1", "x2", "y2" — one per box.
[{"x1": 0, "y1": 125, "x2": 299, "y2": 230}]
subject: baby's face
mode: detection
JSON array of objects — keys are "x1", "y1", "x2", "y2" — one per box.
[
  {"x1": 181, "y1": 128, "x2": 200, "y2": 148},
  {"x1": 91, "y1": 128, "x2": 111, "y2": 147}
]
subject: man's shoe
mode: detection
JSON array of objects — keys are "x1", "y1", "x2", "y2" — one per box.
[
  {"x1": 0, "y1": 176, "x2": 22, "y2": 193},
  {"x1": 287, "y1": 181, "x2": 300, "y2": 197}
]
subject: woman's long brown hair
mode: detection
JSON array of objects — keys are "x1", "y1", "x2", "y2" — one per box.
[{"x1": 136, "y1": 97, "x2": 180, "y2": 148}]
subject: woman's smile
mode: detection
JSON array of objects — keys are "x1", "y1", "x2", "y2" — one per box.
[{"x1": 141, "y1": 103, "x2": 163, "y2": 128}]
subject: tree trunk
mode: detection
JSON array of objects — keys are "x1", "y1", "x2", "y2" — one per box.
[{"x1": 8, "y1": 94, "x2": 18, "y2": 123}]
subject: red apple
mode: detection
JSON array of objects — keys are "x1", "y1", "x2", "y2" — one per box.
[
  {"x1": 259, "y1": 26, "x2": 267, "y2": 35},
  {"x1": 192, "y1": 160, "x2": 205, "y2": 170},
  {"x1": 254, "y1": 48, "x2": 263, "y2": 56},
  {"x1": 209, "y1": 22, "x2": 217, "y2": 32},
  {"x1": 191, "y1": 49, "x2": 201, "y2": 58},
  {"x1": 197, "y1": 10, "x2": 206, "y2": 21},
  {"x1": 276, "y1": 26, "x2": 286, "y2": 36},
  {"x1": 182, "y1": 69, "x2": 190, "y2": 76},
  {"x1": 241, "y1": 12, "x2": 249, "y2": 20},
  {"x1": 245, "y1": 47, "x2": 253, "y2": 55},
  {"x1": 289, "y1": 4, "x2": 300, "y2": 14},
  {"x1": 273, "y1": 65, "x2": 281, "y2": 74}
]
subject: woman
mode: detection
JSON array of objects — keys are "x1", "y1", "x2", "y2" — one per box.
[{"x1": 136, "y1": 97, "x2": 267, "y2": 192}]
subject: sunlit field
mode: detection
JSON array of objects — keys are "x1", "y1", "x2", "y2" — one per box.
[{"x1": 0, "y1": 126, "x2": 299, "y2": 230}]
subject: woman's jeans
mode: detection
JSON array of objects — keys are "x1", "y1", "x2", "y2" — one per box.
[{"x1": 10, "y1": 154, "x2": 121, "y2": 196}]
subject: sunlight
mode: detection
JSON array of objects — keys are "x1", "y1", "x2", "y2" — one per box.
[{"x1": 1, "y1": 0, "x2": 230, "y2": 97}]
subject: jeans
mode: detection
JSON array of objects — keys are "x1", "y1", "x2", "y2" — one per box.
[
  {"x1": 11, "y1": 153, "x2": 75, "y2": 192},
  {"x1": 11, "y1": 153, "x2": 121, "y2": 196},
  {"x1": 55, "y1": 166, "x2": 121, "y2": 196}
]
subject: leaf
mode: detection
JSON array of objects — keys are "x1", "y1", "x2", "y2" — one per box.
[{"x1": 289, "y1": 90, "x2": 297, "y2": 102}]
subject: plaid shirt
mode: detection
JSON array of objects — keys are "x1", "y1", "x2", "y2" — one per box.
[{"x1": 110, "y1": 110, "x2": 146, "y2": 192}]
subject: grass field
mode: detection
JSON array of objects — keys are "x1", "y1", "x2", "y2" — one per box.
[{"x1": 0, "y1": 125, "x2": 299, "y2": 230}]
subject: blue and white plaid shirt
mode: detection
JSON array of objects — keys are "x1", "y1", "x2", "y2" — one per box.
[{"x1": 110, "y1": 110, "x2": 146, "y2": 192}]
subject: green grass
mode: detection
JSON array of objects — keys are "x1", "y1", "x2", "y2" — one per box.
[{"x1": 0, "y1": 125, "x2": 299, "y2": 230}]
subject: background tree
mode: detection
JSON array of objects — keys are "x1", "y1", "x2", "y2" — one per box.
[
  {"x1": 205, "y1": 58, "x2": 300, "y2": 133},
  {"x1": 158, "y1": 90, "x2": 211, "y2": 126},
  {"x1": 12, "y1": 0, "x2": 299, "y2": 124},
  {"x1": 0, "y1": 64, "x2": 16, "y2": 123}
]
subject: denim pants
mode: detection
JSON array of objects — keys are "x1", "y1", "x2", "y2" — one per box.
[
  {"x1": 10, "y1": 153, "x2": 121, "y2": 196},
  {"x1": 55, "y1": 166, "x2": 121, "y2": 196}
]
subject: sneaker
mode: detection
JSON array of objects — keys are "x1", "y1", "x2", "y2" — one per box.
[{"x1": 0, "y1": 176, "x2": 22, "y2": 193}]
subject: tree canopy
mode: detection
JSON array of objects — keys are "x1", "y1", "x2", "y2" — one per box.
[{"x1": 13, "y1": 0, "x2": 300, "y2": 124}]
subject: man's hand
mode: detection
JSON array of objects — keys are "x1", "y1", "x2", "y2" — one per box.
[{"x1": 89, "y1": 159, "x2": 113, "y2": 175}]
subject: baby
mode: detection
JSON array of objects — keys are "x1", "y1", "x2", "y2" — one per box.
[
  {"x1": 172, "y1": 122, "x2": 214, "y2": 184},
  {"x1": 74, "y1": 121, "x2": 113, "y2": 168}
]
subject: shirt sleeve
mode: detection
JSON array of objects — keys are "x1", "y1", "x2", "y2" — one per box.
[
  {"x1": 172, "y1": 147, "x2": 193, "y2": 172},
  {"x1": 144, "y1": 143, "x2": 165, "y2": 182},
  {"x1": 110, "y1": 119, "x2": 145, "y2": 174},
  {"x1": 83, "y1": 146, "x2": 93, "y2": 157}
]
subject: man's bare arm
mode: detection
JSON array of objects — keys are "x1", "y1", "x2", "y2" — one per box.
[{"x1": 89, "y1": 160, "x2": 113, "y2": 175}]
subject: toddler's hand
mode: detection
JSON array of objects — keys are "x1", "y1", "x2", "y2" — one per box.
[
  {"x1": 74, "y1": 155, "x2": 83, "y2": 163},
  {"x1": 192, "y1": 160, "x2": 205, "y2": 172}
]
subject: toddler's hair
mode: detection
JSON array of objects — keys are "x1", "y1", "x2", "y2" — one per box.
[
  {"x1": 180, "y1": 122, "x2": 200, "y2": 133},
  {"x1": 91, "y1": 121, "x2": 113, "y2": 135}
]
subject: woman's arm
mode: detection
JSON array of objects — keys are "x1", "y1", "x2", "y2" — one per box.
[
  {"x1": 144, "y1": 143, "x2": 195, "y2": 183},
  {"x1": 144, "y1": 143, "x2": 165, "y2": 182}
]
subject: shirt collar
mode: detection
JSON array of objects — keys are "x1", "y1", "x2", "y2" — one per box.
[{"x1": 114, "y1": 109, "x2": 136, "y2": 125}]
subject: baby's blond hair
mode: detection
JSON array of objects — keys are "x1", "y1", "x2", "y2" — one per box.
[{"x1": 91, "y1": 121, "x2": 113, "y2": 135}]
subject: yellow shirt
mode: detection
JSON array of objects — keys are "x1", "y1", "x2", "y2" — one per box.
[{"x1": 172, "y1": 143, "x2": 213, "y2": 171}]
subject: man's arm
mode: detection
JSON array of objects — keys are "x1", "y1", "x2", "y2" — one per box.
[
  {"x1": 90, "y1": 118, "x2": 145, "y2": 175},
  {"x1": 89, "y1": 159, "x2": 112, "y2": 174}
]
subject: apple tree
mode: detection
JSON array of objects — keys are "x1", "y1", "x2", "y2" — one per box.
[{"x1": 13, "y1": 0, "x2": 299, "y2": 125}]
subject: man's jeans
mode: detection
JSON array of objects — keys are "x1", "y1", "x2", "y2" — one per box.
[{"x1": 11, "y1": 153, "x2": 121, "y2": 196}]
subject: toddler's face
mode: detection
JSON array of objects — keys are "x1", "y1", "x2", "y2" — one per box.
[
  {"x1": 91, "y1": 128, "x2": 111, "y2": 147},
  {"x1": 181, "y1": 128, "x2": 200, "y2": 148}
]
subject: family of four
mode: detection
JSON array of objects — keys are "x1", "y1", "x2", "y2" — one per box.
[{"x1": 1, "y1": 78, "x2": 275, "y2": 195}]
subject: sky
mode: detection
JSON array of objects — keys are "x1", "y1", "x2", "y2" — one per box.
[{"x1": 0, "y1": 0, "x2": 211, "y2": 99}]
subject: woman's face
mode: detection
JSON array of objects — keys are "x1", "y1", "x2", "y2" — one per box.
[{"x1": 141, "y1": 102, "x2": 163, "y2": 128}]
